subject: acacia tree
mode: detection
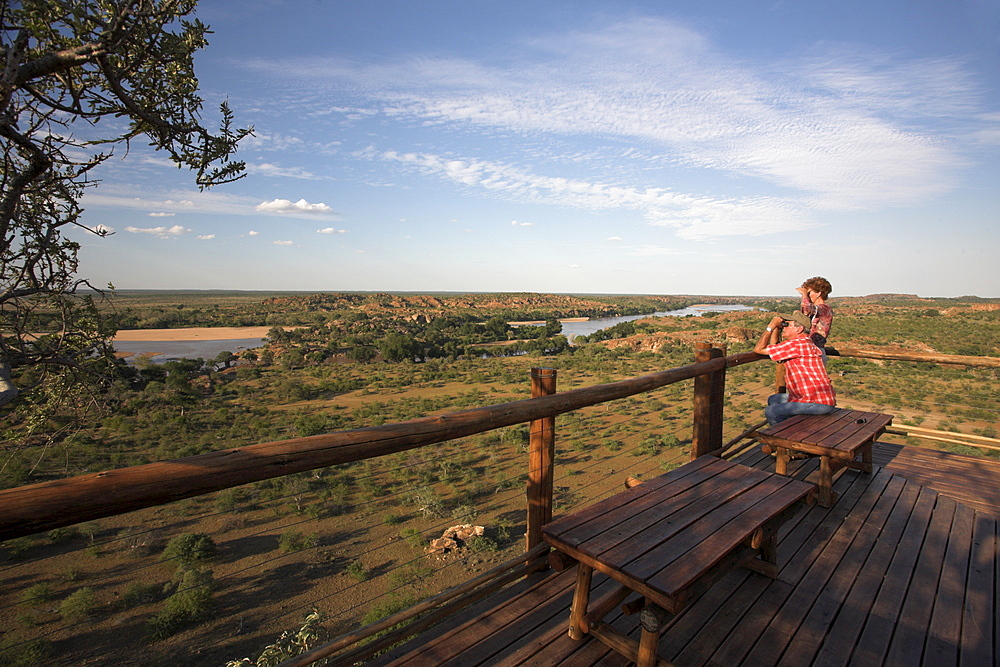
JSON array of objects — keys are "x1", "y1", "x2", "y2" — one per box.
[{"x1": 0, "y1": 1, "x2": 251, "y2": 416}]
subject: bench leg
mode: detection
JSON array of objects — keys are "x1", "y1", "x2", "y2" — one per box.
[
  {"x1": 818, "y1": 456, "x2": 836, "y2": 507},
  {"x1": 860, "y1": 442, "x2": 873, "y2": 473},
  {"x1": 637, "y1": 603, "x2": 670, "y2": 667},
  {"x1": 568, "y1": 563, "x2": 593, "y2": 640},
  {"x1": 775, "y1": 447, "x2": 790, "y2": 476}
]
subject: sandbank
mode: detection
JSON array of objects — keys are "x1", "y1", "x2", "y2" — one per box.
[{"x1": 114, "y1": 326, "x2": 273, "y2": 342}]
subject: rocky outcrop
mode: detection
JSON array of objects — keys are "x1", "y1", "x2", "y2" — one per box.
[{"x1": 425, "y1": 524, "x2": 485, "y2": 556}]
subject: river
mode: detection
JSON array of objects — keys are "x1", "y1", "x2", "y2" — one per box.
[{"x1": 113, "y1": 304, "x2": 756, "y2": 363}]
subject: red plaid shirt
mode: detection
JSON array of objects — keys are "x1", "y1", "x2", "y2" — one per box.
[{"x1": 767, "y1": 335, "x2": 836, "y2": 405}]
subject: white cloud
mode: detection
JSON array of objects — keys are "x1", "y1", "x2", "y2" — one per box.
[
  {"x1": 256, "y1": 198, "x2": 334, "y2": 215},
  {"x1": 248, "y1": 163, "x2": 322, "y2": 180},
  {"x1": 305, "y1": 18, "x2": 985, "y2": 211},
  {"x1": 249, "y1": 230, "x2": 260, "y2": 236},
  {"x1": 197, "y1": 234, "x2": 215, "y2": 240},
  {"x1": 91, "y1": 224, "x2": 114, "y2": 235},
  {"x1": 607, "y1": 236, "x2": 622, "y2": 241},
  {"x1": 511, "y1": 220, "x2": 534, "y2": 227},
  {"x1": 148, "y1": 212, "x2": 175, "y2": 217},
  {"x1": 125, "y1": 224, "x2": 191, "y2": 238},
  {"x1": 383, "y1": 150, "x2": 811, "y2": 239},
  {"x1": 317, "y1": 227, "x2": 347, "y2": 234},
  {"x1": 274, "y1": 240, "x2": 294, "y2": 245}
]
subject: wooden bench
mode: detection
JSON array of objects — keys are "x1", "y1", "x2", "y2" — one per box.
[
  {"x1": 542, "y1": 456, "x2": 814, "y2": 667},
  {"x1": 753, "y1": 409, "x2": 893, "y2": 507}
]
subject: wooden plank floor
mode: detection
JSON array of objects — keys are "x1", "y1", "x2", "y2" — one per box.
[{"x1": 369, "y1": 442, "x2": 999, "y2": 666}]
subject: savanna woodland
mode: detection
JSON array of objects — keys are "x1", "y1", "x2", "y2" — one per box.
[{"x1": 2, "y1": 3, "x2": 1000, "y2": 667}]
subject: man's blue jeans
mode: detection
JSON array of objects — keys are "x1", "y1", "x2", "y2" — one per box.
[{"x1": 765, "y1": 393, "x2": 837, "y2": 426}]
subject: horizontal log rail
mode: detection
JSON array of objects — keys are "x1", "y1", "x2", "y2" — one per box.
[
  {"x1": 0, "y1": 346, "x2": 993, "y2": 543},
  {"x1": 885, "y1": 425, "x2": 1000, "y2": 453},
  {"x1": 0, "y1": 352, "x2": 760, "y2": 542},
  {"x1": 826, "y1": 346, "x2": 1000, "y2": 368}
]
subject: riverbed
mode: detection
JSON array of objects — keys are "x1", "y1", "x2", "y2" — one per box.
[{"x1": 112, "y1": 304, "x2": 756, "y2": 363}]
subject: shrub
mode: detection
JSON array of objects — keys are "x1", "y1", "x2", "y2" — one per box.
[
  {"x1": 0, "y1": 636, "x2": 53, "y2": 666},
  {"x1": 345, "y1": 560, "x2": 369, "y2": 582},
  {"x1": 120, "y1": 582, "x2": 161, "y2": 608},
  {"x1": 47, "y1": 526, "x2": 80, "y2": 544},
  {"x1": 147, "y1": 570, "x2": 213, "y2": 640},
  {"x1": 279, "y1": 531, "x2": 319, "y2": 553},
  {"x1": 399, "y1": 528, "x2": 426, "y2": 549},
  {"x1": 360, "y1": 593, "x2": 418, "y2": 632},
  {"x1": 20, "y1": 583, "x2": 52, "y2": 605},
  {"x1": 161, "y1": 533, "x2": 216, "y2": 567},
  {"x1": 4, "y1": 537, "x2": 33, "y2": 560},
  {"x1": 467, "y1": 536, "x2": 499, "y2": 553},
  {"x1": 225, "y1": 609, "x2": 326, "y2": 667},
  {"x1": 60, "y1": 587, "x2": 97, "y2": 622}
]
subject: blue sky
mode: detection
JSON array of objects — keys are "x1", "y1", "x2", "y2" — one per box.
[{"x1": 71, "y1": 0, "x2": 1000, "y2": 297}]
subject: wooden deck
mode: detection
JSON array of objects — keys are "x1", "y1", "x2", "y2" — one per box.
[{"x1": 369, "y1": 442, "x2": 1000, "y2": 666}]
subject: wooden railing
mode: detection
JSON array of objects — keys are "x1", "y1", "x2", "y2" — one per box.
[
  {"x1": 0, "y1": 345, "x2": 753, "y2": 542},
  {"x1": 2, "y1": 345, "x2": 997, "y2": 544}
]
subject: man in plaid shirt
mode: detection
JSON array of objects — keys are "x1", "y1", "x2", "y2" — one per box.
[{"x1": 753, "y1": 311, "x2": 837, "y2": 425}]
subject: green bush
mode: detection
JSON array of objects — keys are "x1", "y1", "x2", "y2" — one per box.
[
  {"x1": 120, "y1": 582, "x2": 161, "y2": 608},
  {"x1": 161, "y1": 533, "x2": 216, "y2": 567},
  {"x1": 467, "y1": 536, "x2": 499, "y2": 553},
  {"x1": 20, "y1": 583, "x2": 52, "y2": 605},
  {"x1": 399, "y1": 528, "x2": 426, "y2": 549},
  {"x1": 345, "y1": 560, "x2": 369, "y2": 582},
  {"x1": 360, "y1": 593, "x2": 418, "y2": 632},
  {"x1": 147, "y1": 570, "x2": 213, "y2": 640},
  {"x1": 60, "y1": 587, "x2": 97, "y2": 622},
  {"x1": 278, "y1": 531, "x2": 319, "y2": 553},
  {"x1": 0, "y1": 636, "x2": 53, "y2": 667},
  {"x1": 20, "y1": 583, "x2": 53, "y2": 605}
]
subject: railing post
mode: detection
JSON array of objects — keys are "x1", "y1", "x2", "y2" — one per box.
[
  {"x1": 691, "y1": 342, "x2": 727, "y2": 459},
  {"x1": 526, "y1": 367, "x2": 557, "y2": 551},
  {"x1": 774, "y1": 363, "x2": 786, "y2": 395}
]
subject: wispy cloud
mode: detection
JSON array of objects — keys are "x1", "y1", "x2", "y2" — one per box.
[
  {"x1": 125, "y1": 225, "x2": 192, "y2": 238},
  {"x1": 197, "y1": 234, "x2": 215, "y2": 240},
  {"x1": 261, "y1": 17, "x2": 988, "y2": 222},
  {"x1": 511, "y1": 220, "x2": 534, "y2": 227},
  {"x1": 249, "y1": 163, "x2": 323, "y2": 180},
  {"x1": 82, "y1": 188, "x2": 259, "y2": 216},
  {"x1": 317, "y1": 227, "x2": 347, "y2": 234},
  {"x1": 273, "y1": 240, "x2": 294, "y2": 246},
  {"x1": 256, "y1": 198, "x2": 335, "y2": 215},
  {"x1": 382, "y1": 150, "x2": 810, "y2": 239}
]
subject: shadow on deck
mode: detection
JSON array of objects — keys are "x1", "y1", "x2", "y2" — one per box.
[{"x1": 369, "y1": 442, "x2": 1000, "y2": 666}]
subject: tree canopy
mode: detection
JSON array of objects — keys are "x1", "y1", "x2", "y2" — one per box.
[{"x1": 0, "y1": 0, "x2": 250, "y2": 414}]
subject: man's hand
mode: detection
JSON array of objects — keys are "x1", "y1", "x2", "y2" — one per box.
[{"x1": 755, "y1": 317, "x2": 784, "y2": 355}]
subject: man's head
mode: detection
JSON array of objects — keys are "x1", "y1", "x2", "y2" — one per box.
[
  {"x1": 782, "y1": 311, "x2": 812, "y2": 334},
  {"x1": 801, "y1": 276, "x2": 832, "y2": 299}
]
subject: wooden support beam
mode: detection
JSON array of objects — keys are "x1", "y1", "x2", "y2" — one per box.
[{"x1": 526, "y1": 367, "x2": 557, "y2": 551}]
